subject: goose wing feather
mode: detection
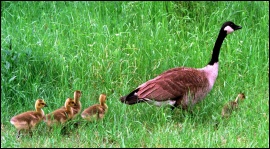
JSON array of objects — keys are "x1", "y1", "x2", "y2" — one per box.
[{"x1": 137, "y1": 67, "x2": 209, "y2": 101}]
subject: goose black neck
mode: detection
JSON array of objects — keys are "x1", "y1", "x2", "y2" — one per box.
[{"x1": 208, "y1": 31, "x2": 227, "y2": 65}]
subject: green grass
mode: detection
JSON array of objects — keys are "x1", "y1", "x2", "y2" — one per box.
[{"x1": 1, "y1": 1, "x2": 269, "y2": 148}]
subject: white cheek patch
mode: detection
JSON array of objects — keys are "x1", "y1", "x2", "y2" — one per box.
[{"x1": 224, "y1": 26, "x2": 234, "y2": 34}]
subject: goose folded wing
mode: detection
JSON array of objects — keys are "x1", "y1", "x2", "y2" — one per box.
[{"x1": 137, "y1": 67, "x2": 209, "y2": 101}]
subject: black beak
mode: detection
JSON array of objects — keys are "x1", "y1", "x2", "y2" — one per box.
[{"x1": 235, "y1": 25, "x2": 242, "y2": 30}]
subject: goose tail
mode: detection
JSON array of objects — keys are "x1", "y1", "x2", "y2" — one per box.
[{"x1": 120, "y1": 89, "x2": 142, "y2": 105}]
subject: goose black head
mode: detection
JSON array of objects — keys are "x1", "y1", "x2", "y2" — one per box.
[
  {"x1": 222, "y1": 21, "x2": 242, "y2": 34},
  {"x1": 120, "y1": 89, "x2": 143, "y2": 105}
]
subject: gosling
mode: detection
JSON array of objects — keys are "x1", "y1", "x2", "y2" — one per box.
[
  {"x1": 44, "y1": 98, "x2": 76, "y2": 126},
  {"x1": 222, "y1": 93, "x2": 245, "y2": 118},
  {"x1": 61, "y1": 90, "x2": 82, "y2": 118},
  {"x1": 60, "y1": 90, "x2": 82, "y2": 134},
  {"x1": 71, "y1": 90, "x2": 82, "y2": 118},
  {"x1": 10, "y1": 99, "x2": 47, "y2": 138},
  {"x1": 81, "y1": 94, "x2": 108, "y2": 121}
]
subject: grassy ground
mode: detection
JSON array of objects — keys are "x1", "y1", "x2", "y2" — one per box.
[{"x1": 1, "y1": 1, "x2": 269, "y2": 148}]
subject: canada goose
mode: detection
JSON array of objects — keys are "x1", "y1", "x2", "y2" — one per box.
[
  {"x1": 61, "y1": 90, "x2": 82, "y2": 118},
  {"x1": 44, "y1": 98, "x2": 76, "y2": 126},
  {"x1": 10, "y1": 99, "x2": 47, "y2": 138},
  {"x1": 221, "y1": 93, "x2": 245, "y2": 118},
  {"x1": 120, "y1": 21, "x2": 242, "y2": 110},
  {"x1": 81, "y1": 94, "x2": 108, "y2": 121}
]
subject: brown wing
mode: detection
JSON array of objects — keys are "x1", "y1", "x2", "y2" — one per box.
[
  {"x1": 137, "y1": 67, "x2": 209, "y2": 101},
  {"x1": 11, "y1": 111, "x2": 43, "y2": 124},
  {"x1": 82, "y1": 104, "x2": 103, "y2": 116},
  {"x1": 47, "y1": 109, "x2": 69, "y2": 121}
]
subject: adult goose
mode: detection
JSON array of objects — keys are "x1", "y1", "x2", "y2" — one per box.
[{"x1": 120, "y1": 21, "x2": 242, "y2": 110}]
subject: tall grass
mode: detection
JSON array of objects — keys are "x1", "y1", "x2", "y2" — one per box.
[{"x1": 1, "y1": 1, "x2": 269, "y2": 147}]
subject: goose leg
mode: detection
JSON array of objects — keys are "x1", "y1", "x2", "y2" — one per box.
[
  {"x1": 29, "y1": 130, "x2": 33, "y2": 138},
  {"x1": 16, "y1": 130, "x2": 21, "y2": 139}
]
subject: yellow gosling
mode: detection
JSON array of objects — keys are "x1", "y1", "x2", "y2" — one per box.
[
  {"x1": 81, "y1": 94, "x2": 108, "y2": 121},
  {"x1": 59, "y1": 91, "x2": 82, "y2": 135},
  {"x1": 238, "y1": 93, "x2": 245, "y2": 101},
  {"x1": 71, "y1": 90, "x2": 82, "y2": 118},
  {"x1": 45, "y1": 98, "x2": 76, "y2": 126},
  {"x1": 61, "y1": 90, "x2": 82, "y2": 118},
  {"x1": 222, "y1": 93, "x2": 245, "y2": 118},
  {"x1": 10, "y1": 99, "x2": 47, "y2": 138}
]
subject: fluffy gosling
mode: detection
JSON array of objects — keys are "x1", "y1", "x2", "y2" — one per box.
[
  {"x1": 61, "y1": 90, "x2": 82, "y2": 118},
  {"x1": 72, "y1": 90, "x2": 82, "y2": 118},
  {"x1": 81, "y1": 94, "x2": 108, "y2": 121},
  {"x1": 44, "y1": 98, "x2": 76, "y2": 126},
  {"x1": 222, "y1": 93, "x2": 245, "y2": 118},
  {"x1": 10, "y1": 99, "x2": 47, "y2": 138},
  {"x1": 60, "y1": 90, "x2": 82, "y2": 135}
]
